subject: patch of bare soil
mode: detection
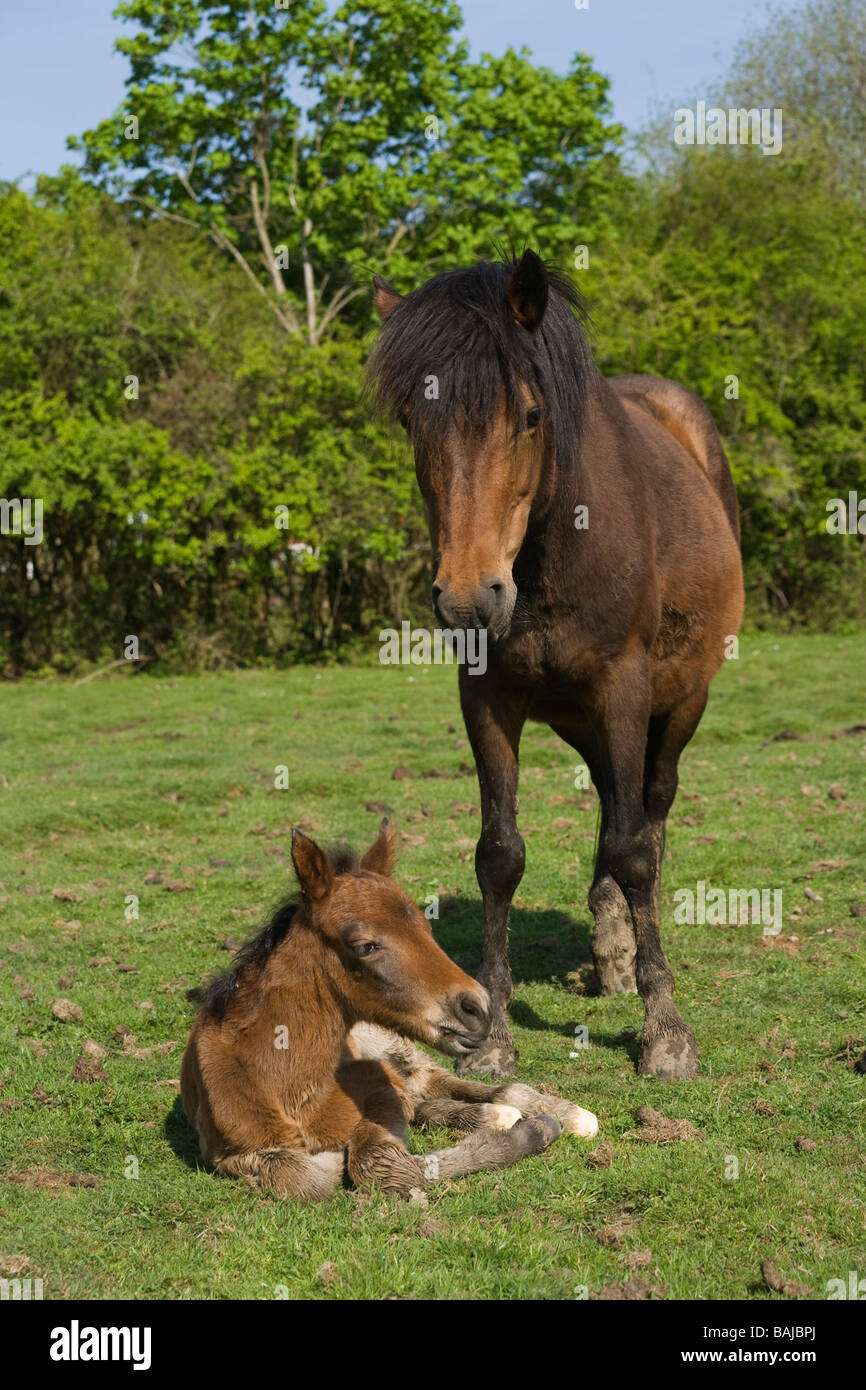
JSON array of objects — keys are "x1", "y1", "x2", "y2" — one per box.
[{"x1": 625, "y1": 1106, "x2": 704, "y2": 1144}]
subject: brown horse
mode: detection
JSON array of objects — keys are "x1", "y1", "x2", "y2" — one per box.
[
  {"x1": 181, "y1": 820, "x2": 597, "y2": 1202},
  {"x1": 369, "y1": 250, "x2": 744, "y2": 1081}
]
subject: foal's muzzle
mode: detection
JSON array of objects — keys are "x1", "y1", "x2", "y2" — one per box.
[{"x1": 438, "y1": 988, "x2": 492, "y2": 1053}]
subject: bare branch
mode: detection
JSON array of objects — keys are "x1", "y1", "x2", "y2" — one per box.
[
  {"x1": 208, "y1": 222, "x2": 301, "y2": 335},
  {"x1": 251, "y1": 176, "x2": 288, "y2": 297},
  {"x1": 315, "y1": 282, "x2": 367, "y2": 340}
]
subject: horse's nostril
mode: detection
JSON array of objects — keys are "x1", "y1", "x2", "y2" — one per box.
[{"x1": 489, "y1": 579, "x2": 505, "y2": 595}]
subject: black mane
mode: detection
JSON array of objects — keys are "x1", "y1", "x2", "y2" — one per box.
[
  {"x1": 367, "y1": 257, "x2": 595, "y2": 475},
  {"x1": 190, "y1": 844, "x2": 360, "y2": 1022}
]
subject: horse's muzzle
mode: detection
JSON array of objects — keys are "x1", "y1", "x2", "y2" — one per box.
[{"x1": 432, "y1": 577, "x2": 509, "y2": 639}]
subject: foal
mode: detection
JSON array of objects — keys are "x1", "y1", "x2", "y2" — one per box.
[{"x1": 181, "y1": 821, "x2": 597, "y2": 1201}]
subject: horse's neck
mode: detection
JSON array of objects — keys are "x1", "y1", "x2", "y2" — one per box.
[{"x1": 260, "y1": 932, "x2": 352, "y2": 1107}]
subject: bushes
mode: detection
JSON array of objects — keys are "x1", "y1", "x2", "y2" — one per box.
[
  {"x1": 1, "y1": 131, "x2": 864, "y2": 673},
  {"x1": 0, "y1": 186, "x2": 430, "y2": 674}
]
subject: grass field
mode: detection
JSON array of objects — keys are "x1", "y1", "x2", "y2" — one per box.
[{"x1": 1, "y1": 632, "x2": 864, "y2": 1301}]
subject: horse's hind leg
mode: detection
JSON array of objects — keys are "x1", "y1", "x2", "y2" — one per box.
[
  {"x1": 632, "y1": 691, "x2": 708, "y2": 1078},
  {"x1": 552, "y1": 727, "x2": 637, "y2": 995},
  {"x1": 600, "y1": 670, "x2": 706, "y2": 1079},
  {"x1": 215, "y1": 1148, "x2": 343, "y2": 1203},
  {"x1": 589, "y1": 831, "x2": 637, "y2": 994}
]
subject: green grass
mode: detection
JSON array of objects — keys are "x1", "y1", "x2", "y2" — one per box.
[{"x1": 1, "y1": 633, "x2": 864, "y2": 1301}]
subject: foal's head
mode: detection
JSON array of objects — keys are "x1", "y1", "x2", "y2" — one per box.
[
  {"x1": 291, "y1": 820, "x2": 491, "y2": 1057},
  {"x1": 368, "y1": 250, "x2": 592, "y2": 640}
]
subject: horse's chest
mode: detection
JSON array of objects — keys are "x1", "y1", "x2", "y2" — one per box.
[{"x1": 496, "y1": 627, "x2": 600, "y2": 708}]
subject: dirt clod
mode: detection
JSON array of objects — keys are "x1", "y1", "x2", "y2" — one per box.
[
  {"x1": 761, "y1": 1260, "x2": 809, "y2": 1299},
  {"x1": 5, "y1": 1168, "x2": 99, "y2": 1192},
  {"x1": 627, "y1": 1106, "x2": 704, "y2": 1144},
  {"x1": 51, "y1": 999, "x2": 83, "y2": 1023},
  {"x1": 593, "y1": 1279, "x2": 664, "y2": 1301},
  {"x1": 586, "y1": 1141, "x2": 617, "y2": 1168}
]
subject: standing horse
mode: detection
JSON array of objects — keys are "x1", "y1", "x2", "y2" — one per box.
[
  {"x1": 181, "y1": 820, "x2": 597, "y2": 1202},
  {"x1": 368, "y1": 250, "x2": 744, "y2": 1081}
]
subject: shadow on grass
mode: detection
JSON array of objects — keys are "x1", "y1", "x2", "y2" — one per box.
[
  {"x1": 435, "y1": 900, "x2": 595, "y2": 994},
  {"x1": 433, "y1": 897, "x2": 642, "y2": 1061},
  {"x1": 165, "y1": 1094, "x2": 202, "y2": 1172}
]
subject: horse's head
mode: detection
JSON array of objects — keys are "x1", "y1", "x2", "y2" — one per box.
[
  {"x1": 369, "y1": 250, "x2": 589, "y2": 642},
  {"x1": 291, "y1": 821, "x2": 491, "y2": 1057}
]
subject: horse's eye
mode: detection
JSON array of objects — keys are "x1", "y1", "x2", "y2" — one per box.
[
  {"x1": 399, "y1": 414, "x2": 410, "y2": 433},
  {"x1": 525, "y1": 408, "x2": 541, "y2": 433},
  {"x1": 353, "y1": 942, "x2": 379, "y2": 959}
]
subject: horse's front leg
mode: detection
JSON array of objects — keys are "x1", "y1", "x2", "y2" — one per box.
[{"x1": 457, "y1": 671, "x2": 527, "y2": 1079}]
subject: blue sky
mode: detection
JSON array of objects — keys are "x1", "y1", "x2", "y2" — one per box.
[{"x1": 1, "y1": 0, "x2": 798, "y2": 185}]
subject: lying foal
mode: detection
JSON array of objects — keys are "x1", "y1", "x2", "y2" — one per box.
[{"x1": 181, "y1": 821, "x2": 597, "y2": 1201}]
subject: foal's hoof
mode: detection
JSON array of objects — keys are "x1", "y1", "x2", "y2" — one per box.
[
  {"x1": 454, "y1": 1032, "x2": 519, "y2": 1080},
  {"x1": 637, "y1": 1031, "x2": 699, "y2": 1079},
  {"x1": 513, "y1": 1115, "x2": 562, "y2": 1154},
  {"x1": 480, "y1": 1103, "x2": 523, "y2": 1130}
]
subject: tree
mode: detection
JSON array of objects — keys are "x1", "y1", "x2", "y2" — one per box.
[{"x1": 70, "y1": 0, "x2": 622, "y2": 342}]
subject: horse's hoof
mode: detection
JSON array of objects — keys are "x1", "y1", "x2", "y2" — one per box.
[
  {"x1": 454, "y1": 1034, "x2": 519, "y2": 1080},
  {"x1": 637, "y1": 1030, "x2": 699, "y2": 1079}
]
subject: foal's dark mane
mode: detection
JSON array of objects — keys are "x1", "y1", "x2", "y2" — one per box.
[
  {"x1": 367, "y1": 258, "x2": 595, "y2": 474},
  {"x1": 191, "y1": 845, "x2": 360, "y2": 1021}
]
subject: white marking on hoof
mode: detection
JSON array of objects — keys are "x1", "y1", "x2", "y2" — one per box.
[
  {"x1": 483, "y1": 1103, "x2": 522, "y2": 1130},
  {"x1": 423, "y1": 1153, "x2": 440, "y2": 1181},
  {"x1": 561, "y1": 1106, "x2": 599, "y2": 1137}
]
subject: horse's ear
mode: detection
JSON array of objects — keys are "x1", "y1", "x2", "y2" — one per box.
[
  {"x1": 360, "y1": 818, "x2": 397, "y2": 877},
  {"x1": 291, "y1": 829, "x2": 333, "y2": 901},
  {"x1": 372, "y1": 274, "x2": 403, "y2": 320},
  {"x1": 506, "y1": 250, "x2": 549, "y2": 332}
]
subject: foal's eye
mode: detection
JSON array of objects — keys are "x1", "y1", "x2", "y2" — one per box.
[
  {"x1": 524, "y1": 408, "x2": 541, "y2": 433},
  {"x1": 353, "y1": 942, "x2": 379, "y2": 959}
]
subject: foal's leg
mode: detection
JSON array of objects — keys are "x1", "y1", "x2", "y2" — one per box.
[
  {"x1": 457, "y1": 671, "x2": 528, "y2": 1079},
  {"x1": 340, "y1": 1058, "x2": 427, "y2": 1197},
  {"x1": 596, "y1": 654, "x2": 699, "y2": 1079},
  {"x1": 420, "y1": 1114, "x2": 561, "y2": 1182},
  {"x1": 214, "y1": 1148, "x2": 344, "y2": 1202},
  {"x1": 411, "y1": 1070, "x2": 599, "y2": 1137},
  {"x1": 341, "y1": 1036, "x2": 563, "y2": 1192}
]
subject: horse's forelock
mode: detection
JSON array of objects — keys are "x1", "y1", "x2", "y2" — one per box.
[{"x1": 368, "y1": 258, "x2": 593, "y2": 470}]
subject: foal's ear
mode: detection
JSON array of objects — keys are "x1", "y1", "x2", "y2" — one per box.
[
  {"x1": 507, "y1": 249, "x2": 549, "y2": 332},
  {"x1": 372, "y1": 274, "x2": 403, "y2": 320},
  {"x1": 360, "y1": 818, "x2": 397, "y2": 877},
  {"x1": 291, "y1": 829, "x2": 333, "y2": 902}
]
